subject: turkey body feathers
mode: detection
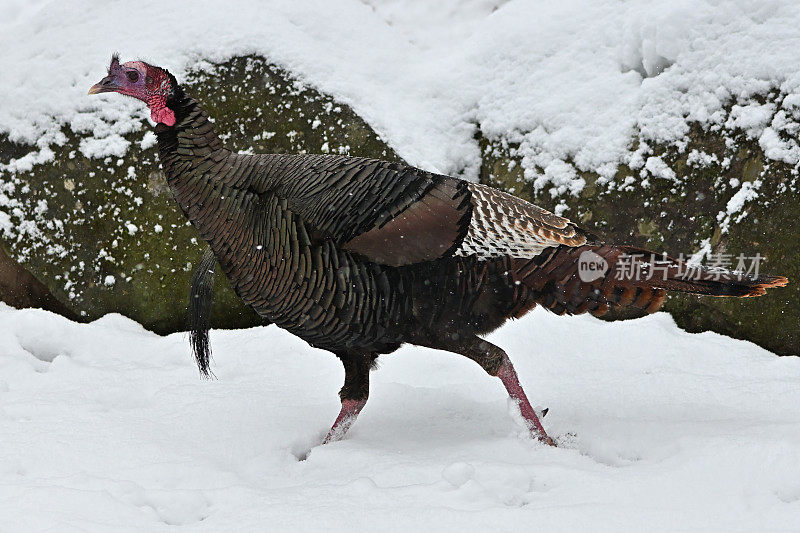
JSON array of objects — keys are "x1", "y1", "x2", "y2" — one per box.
[
  {"x1": 153, "y1": 89, "x2": 786, "y2": 445},
  {"x1": 158, "y1": 96, "x2": 560, "y2": 358},
  {"x1": 75, "y1": 51, "x2": 790, "y2": 447},
  {"x1": 159, "y1": 94, "x2": 786, "y2": 362}
]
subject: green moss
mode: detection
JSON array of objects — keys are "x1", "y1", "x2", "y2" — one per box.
[
  {"x1": 742, "y1": 157, "x2": 763, "y2": 183},
  {"x1": 637, "y1": 219, "x2": 659, "y2": 239}
]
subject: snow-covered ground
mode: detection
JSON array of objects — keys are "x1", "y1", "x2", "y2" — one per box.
[{"x1": 1, "y1": 303, "x2": 798, "y2": 531}]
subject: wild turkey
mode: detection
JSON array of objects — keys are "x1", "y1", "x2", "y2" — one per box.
[{"x1": 90, "y1": 56, "x2": 788, "y2": 446}]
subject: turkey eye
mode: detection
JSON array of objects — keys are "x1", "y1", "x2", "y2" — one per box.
[{"x1": 126, "y1": 71, "x2": 139, "y2": 83}]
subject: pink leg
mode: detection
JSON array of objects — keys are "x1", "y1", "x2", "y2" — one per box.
[
  {"x1": 322, "y1": 398, "x2": 367, "y2": 444},
  {"x1": 497, "y1": 358, "x2": 555, "y2": 446}
]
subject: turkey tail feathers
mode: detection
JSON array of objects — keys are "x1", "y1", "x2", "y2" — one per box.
[
  {"x1": 189, "y1": 245, "x2": 217, "y2": 378},
  {"x1": 654, "y1": 271, "x2": 788, "y2": 297},
  {"x1": 514, "y1": 244, "x2": 788, "y2": 319},
  {"x1": 607, "y1": 245, "x2": 789, "y2": 299}
]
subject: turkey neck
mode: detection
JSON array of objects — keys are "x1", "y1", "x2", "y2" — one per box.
[
  {"x1": 155, "y1": 93, "x2": 275, "y2": 220},
  {"x1": 154, "y1": 94, "x2": 270, "y2": 269},
  {"x1": 155, "y1": 94, "x2": 228, "y2": 200}
]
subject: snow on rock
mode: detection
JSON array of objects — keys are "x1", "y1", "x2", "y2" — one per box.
[
  {"x1": 726, "y1": 102, "x2": 776, "y2": 140},
  {"x1": 759, "y1": 119, "x2": 800, "y2": 165},
  {"x1": 140, "y1": 130, "x2": 158, "y2": 150},
  {"x1": 2, "y1": 0, "x2": 800, "y2": 189},
  {"x1": 642, "y1": 156, "x2": 677, "y2": 181},
  {"x1": 78, "y1": 134, "x2": 131, "y2": 160},
  {"x1": 1, "y1": 303, "x2": 799, "y2": 529},
  {"x1": 717, "y1": 179, "x2": 762, "y2": 232}
]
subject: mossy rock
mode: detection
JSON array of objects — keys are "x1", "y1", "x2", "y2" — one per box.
[
  {"x1": 479, "y1": 125, "x2": 799, "y2": 356},
  {"x1": 1, "y1": 54, "x2": 795, "y2": 355},
  {"x1": 0, "y1": 55, "x2": 401, "y2": 334}
]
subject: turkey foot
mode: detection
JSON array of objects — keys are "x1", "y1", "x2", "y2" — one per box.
[
  {"x1": 497, "y1": 358, "x2": 555, "y2": 446},
  {"x1": 322, "y1": 399, "x2": 367, "y2": 444}
]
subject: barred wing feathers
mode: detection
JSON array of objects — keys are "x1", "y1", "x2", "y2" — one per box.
[{"x1": 455, "y1": 183, "x2": 589, "y2": 259}]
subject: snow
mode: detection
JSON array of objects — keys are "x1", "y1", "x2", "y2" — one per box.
[
  {"x1": 642, "y1": 156, "x2": 677, "y2": 182},
  {"x1": 726, "y1": 102, "x2": 776, "y2": 140},
  {"x1": 1, "y1": 303, "x2": 799, "y2": 530},
  {"x1": 760, "y1": 117, "x2": 800, "y2": 165},
  {"x1": 2, "y1": 0, "x2": 800, "y2": 188},
  {"x1": 717, "y1": 179, "x2": 762, "y2": 232},
  {"x1": 140, "y1": 131, "x2": 158, "y2": 150}
]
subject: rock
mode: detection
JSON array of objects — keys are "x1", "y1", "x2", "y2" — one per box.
[
  {"x1": 479, "y1": 124, "x2": 799, "y2": 356},
  {"x1": 0, "y1": 55, "x2": 401, "y2": 334},
  {"x1": 1, "y1": 54, "x2": 795, "y2": 355},
  {"x1": 0, "y1": 244, "x2": 76, "y2": 318}
]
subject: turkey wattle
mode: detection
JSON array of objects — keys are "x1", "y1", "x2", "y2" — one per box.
[{"x1": 90, "y1": 56, "x2": 788, "y2": 446}]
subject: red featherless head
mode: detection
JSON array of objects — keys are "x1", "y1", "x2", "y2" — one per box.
[{"x1": 89, "y1": 54, "x2": 177, "y2": 126}]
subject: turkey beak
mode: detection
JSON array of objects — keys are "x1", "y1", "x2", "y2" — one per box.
[{"x1": 88, "y1": 74, "x2": 120, "y2": 95}]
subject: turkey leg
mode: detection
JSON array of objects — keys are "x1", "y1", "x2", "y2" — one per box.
[
  {"x1": 323, "y1": 398, "x2": 368, "y2": 444},
  {"x1": 496, "y1": 353, "x2": 554, "y2": 446},
  {"x1": 422, "y1": 335, "x2": 555, "y2": 446},
  {"x1": 323, "y1": 354, "x2": 372, "y2": 444}
]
